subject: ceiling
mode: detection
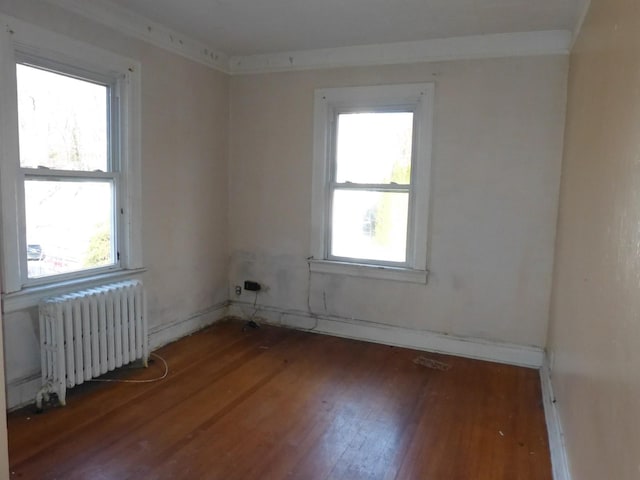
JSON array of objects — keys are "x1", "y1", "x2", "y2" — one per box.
[{"x1": 107, "y1": 0, "x2": 588, "y2": 57}]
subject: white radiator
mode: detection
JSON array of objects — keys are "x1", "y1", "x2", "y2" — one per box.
[{"x1": 36, "y1": 279, "x2": 148, "y2": 409}]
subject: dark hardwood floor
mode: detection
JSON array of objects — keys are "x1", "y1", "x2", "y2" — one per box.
[{"x1": 8, "y1": 319, "x2": 552, "y2": 480}]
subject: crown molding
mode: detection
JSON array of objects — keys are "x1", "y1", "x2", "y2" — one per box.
[
  {"x1": 43, "y1": 0, "x2": 570, "y2": 75},
  {"x1": 44, "y1": 0, "x2": 229, "y2": 72},
  {"x1": 229, "y1": 30, "x2": 571, "y2": 74}
]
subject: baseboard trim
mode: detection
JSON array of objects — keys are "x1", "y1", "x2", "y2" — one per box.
[
  {"x1": 540, "y1": 358, "x2": 572, "y2": 480},
  {"x1": 6, "y1": 373, "x2": 41, "y2": 411},
  {"x1": 6, "y1": 301, "x2": 229, "y2": 410},
  {"x1": 148, "y1": 301, "x2": 228, "y2": 350},
  {"x1": 228, "y1": 302, "x2": 544, "y2": 368}
]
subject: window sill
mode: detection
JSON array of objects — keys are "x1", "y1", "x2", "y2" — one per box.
[
  {"x1": 309, "y1": 260, "x2": 428, "y2": 284},
  {"x1": 2, "y1": 268, "x2": 147, "y2": 313}
]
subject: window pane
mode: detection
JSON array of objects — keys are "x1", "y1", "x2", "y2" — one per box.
[
  {"x1": 25, "y1": 180, "x2": 115, "y2": 279},
  {"x1": 16, "y1": 64, "x2": 108, "y2": 171},
  {"x1": 331, "y1": 189, "x2": 408, "y2": 263},
  {"x1": 335, "y1": 112, "x2": 413, "y2": 184}
]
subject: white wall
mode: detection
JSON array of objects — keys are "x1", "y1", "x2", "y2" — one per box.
[
  {"x1": 229, "y1": 56, "x2": 568, "y2": 348},
  {"x1": 547, "y1": 0, "x2": 640, "y2": 478},
  {"x1": 0, "y1": 0, "x2": 230, "y2": 408}
]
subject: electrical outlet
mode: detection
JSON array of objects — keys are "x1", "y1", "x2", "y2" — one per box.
[
  {"x1": 244, "y1": 280, "x2": 261, "y2": 291},
  {"x1": 234, "y1": 285, "x2": 242, "y2": 295}
]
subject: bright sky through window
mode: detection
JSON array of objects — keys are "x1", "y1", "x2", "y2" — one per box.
[
  {"x1": 331, "y1": 111, "x2": 413, "y2": 263},
  {"x1": 335, "y1": 112, "x2": 413, "y2": 184}
]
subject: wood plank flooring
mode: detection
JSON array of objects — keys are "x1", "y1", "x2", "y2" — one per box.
[{"x1": 7, "y1": 320, "x2": 552, "y2": 480}]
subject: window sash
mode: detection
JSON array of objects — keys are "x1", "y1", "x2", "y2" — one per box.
[
  {"x1": 20, "y1": 172, "x2": 120, "y2": 287},
  {"x1": 326, "y1": 109, "x2": 417, "y2": 267},
  {"x1": 14, "y1": 60, "x2": 121, "y2": 287},
  {"x1": 330, "y1": 182, "x2": 410, "y2": 191},
  {"x1": 326, "y1": 186, "x2": 413, "y2": 266},
  {"x1": 21, "y1": 168, "x2": 117, "y2": 180},
  {"x1": 15, "y1": 58, "x2": 120, "y2": 174},
  {"x1": 331, "y1": 107, "x2": 415, "y2": 186}
]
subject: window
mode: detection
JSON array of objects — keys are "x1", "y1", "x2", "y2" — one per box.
[
  {"x1": 310, "y1": 84, "x2": 433, "y2": 283},
  {"x1": 18, "y1": 62, "x2": 117, "y2": 281},
  {"x1": 0, "y1": 17, "x2": 142, "y2": 310}
]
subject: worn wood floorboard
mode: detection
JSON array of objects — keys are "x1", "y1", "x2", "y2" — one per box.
[{"x1": 8, "y1": 319, "x2": 552, "y2": 480}]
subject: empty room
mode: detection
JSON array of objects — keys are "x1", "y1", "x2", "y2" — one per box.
[{"x1": 0, "y1": 0, "x2": 636, "y2": 478}]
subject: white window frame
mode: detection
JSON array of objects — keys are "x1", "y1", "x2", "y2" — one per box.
[
  {"x1": 0, "y1": 15, "x2": 143, "y2": 312},
  {"x1": 310, "y1": 83, "x2": 434, "y2": 283}
]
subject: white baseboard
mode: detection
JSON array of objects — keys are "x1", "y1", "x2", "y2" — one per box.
[
  {"x1": 228, "y1": 302, "x2": 544, "y2": 368},
  {"x1": 148, "y1": 301, "x2": 228, "y2": 350},
  {"x1": 6, "y1": 374, "x2": 41, "y2": 411},
  {"x1": 540, "y1": 358, "x2": 572, "y2": 480},
  {"x1": 6, "y1": 301, "x2": 229, "y2": 411}
]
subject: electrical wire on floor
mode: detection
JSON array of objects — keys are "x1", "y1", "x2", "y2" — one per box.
[
  {"x1": 87, "y1": 352, "x2": 169, "y2": 384},
  {"x1": 250, "y1": 290, "x2": 258, "y2": 320},
  {"x1": 243, "y1": 290, "x2": 260, "y2": 330}
]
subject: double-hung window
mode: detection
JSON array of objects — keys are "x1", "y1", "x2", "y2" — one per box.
[
  {"x1": 18, "y1": 60, "x2": 118, "y2": 281},
  {"x1": 310, "y1": 83, "x2": 434, "y2": 283},
  {"x1": 0, "y1": 17, "x2": 142, "y2": 311}
]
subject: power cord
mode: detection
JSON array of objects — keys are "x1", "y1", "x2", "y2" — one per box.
[
  {"x1": 88, "y1": 352, "x2": 169, "y2": 383},
  {"x1": 243, "y1": 290, "x2": 260, "y2": 330}
]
